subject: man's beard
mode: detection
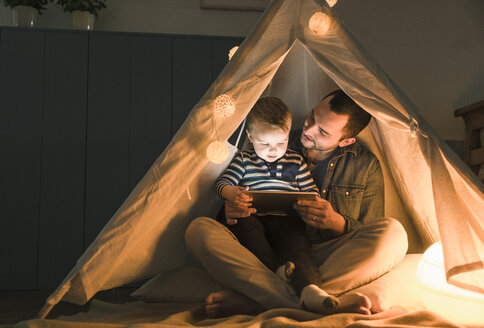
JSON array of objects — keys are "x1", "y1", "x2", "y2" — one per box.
[{"x1": 301, "y1": 129, "x2": 339, "y2": 152}]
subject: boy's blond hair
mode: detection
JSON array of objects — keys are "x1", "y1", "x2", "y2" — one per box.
[{"x1": 247, "y1": 97, "x2": 292, "y2": 133}]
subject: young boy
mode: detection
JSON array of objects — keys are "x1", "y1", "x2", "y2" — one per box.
[{"x1": 215, "y1": 97, "x2": 340, "y2": 314}]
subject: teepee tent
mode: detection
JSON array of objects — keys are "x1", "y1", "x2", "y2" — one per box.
[{"x1": 38, "y1": 0, "x2": 484, "y2": 318}]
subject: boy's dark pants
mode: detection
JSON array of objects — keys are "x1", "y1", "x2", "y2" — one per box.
[{"x1": 228, "y1": 214, "x2": 322, "y2": 294}]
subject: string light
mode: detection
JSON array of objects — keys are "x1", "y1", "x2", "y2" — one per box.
[
  {"x1": 207, "y1": 141, "x2": 229, "y2": 164},
  {"x1": 228, "y1": 46, "x2": 239, "y2": 60},
  {"x1": 214, "y1": 94, "x2": 236, "y2": 118},
  {"x1": 210, "y1": 95, "x2": 235, "y2": 163},
  {"x1": 309, "y1": 12, "x2": 331, "y2": 35}
]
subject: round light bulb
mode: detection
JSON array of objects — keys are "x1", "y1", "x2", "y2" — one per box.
[
  {"x1": 416, "y1": 242, "x2": 484, "y2": 326},
  {"x1": 309, "y1": 12, "x2": 331, "y2": 35},
  {"x1": 207, "y1": 141, "x2": 229, "y2": 164},
  {"x1": 228, "y1": 46, "x2": 239, "y2": 60},
  {"x1": 214, "y1": 94, "x2": 236, "y2": 118},
  {"x1": 326, "y1": 0, "x2": 338, "y2": 7}
]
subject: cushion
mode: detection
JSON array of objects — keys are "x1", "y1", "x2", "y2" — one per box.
[
  {"x1": 131, "y1": 265, "x2": 223, "y2": 302},
  {"x1": 348, "y1": 253, "x2": 425, "y2": 312}
]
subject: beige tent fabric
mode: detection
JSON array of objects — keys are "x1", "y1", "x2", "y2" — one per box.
[{"x1": 38, "y1": 0, "x2": 484, "y2": 318}]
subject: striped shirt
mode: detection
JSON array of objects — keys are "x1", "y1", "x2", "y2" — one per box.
[{"x1": 215, "y1": 149, "x2": 319, "y2": 197}]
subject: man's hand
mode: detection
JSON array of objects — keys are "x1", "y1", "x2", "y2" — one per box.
[
  {"x1": 224, "y1": 200, "x2": 256, "y2": 225},
  {"x1": 221, "y1": 186, "x2": 256, "y2": 225},
  {"x1": 293, "y1": 196, "x2": 346, "y2": 235}
]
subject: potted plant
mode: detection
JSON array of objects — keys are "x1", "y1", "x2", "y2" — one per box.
[
  {"x1": 55, "y1": 0, "x2": 106, "y2": 30},
  {"x1": 1, "y1": 0, "x2": 49, "y2": 27}
]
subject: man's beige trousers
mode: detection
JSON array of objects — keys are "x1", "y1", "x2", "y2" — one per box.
[{"x1": 185, "y1": 216, "x2": 407, "y2": 309}]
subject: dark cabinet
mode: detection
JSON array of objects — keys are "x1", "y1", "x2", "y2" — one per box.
[
  {"x1": 38, "y1": 32, "x2": 88, "y2": 289},
  {"x1": 0, "y1": 26, "x2": 243, "y2": 290},
  {"x1": 0, "y1": 29, "x2": 45, "y2": 290}
]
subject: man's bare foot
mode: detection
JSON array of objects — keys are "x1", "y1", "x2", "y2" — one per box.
[
  {"x1": 335, "y1": 292, "x2": 372, "y2": 315},
  {"x1": 300, "y1": 284, "x2": 340, "y2": 314},
  {"x1": 204, "y1": 289, "x2": 265, "y2": 318}
]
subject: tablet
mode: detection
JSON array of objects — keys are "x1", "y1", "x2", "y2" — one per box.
[{"x1": 244, "y1": 190, "x2": 319, "y2": 215}]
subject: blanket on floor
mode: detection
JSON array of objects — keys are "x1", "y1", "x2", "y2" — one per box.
[{"x1": 15, "y1": 300, "x2": 464, "y2": 328}]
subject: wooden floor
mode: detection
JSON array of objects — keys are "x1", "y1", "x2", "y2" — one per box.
[{"x1": 0, "y1": 288, "x2": 137, "y2": 327}]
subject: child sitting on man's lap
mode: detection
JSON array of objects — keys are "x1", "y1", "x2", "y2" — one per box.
[{"x1": 215, "y1": 96, "x2": 339, "y2": 314}]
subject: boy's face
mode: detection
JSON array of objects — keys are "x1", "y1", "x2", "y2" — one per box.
[{"x1": 247, "y1": 121, "x2": 289, "y2": 163}]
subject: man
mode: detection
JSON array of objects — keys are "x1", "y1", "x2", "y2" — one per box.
[{"x1": 185, "y1": 89, "x2": 408, "y2": 318}]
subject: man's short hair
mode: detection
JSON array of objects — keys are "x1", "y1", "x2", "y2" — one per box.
[
  {"x1": 324, "y1": 89, "x2": 371, "y2": 139},
  {"x1": 247, "y1": 97, "x2": 292, "y2": 133}
]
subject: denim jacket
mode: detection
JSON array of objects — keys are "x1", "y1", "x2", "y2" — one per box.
[{"x1": 292, "y1": 132, "x2": 384, "y2": 243}]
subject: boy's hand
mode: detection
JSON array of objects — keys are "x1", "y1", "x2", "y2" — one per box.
[
  {"x1": 221, "y1": 186, "x2": 253, "y2": 208},
  {"x1": 221, "y1": 186, "x2": 256, "y2": 225}
]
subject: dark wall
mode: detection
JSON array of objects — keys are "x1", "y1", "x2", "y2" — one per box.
[{"x1": 0, "y1": 26, "x2": 242, "y2": 290}]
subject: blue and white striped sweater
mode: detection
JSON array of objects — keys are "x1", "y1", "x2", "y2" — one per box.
[{"x1": 215, "y1": 149, "x2": 319, "y2": 197}]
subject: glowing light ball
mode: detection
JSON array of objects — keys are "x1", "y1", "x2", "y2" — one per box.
[
  {"x1": 326, "y1": 0, "x2": 338, "y2": 7},
  {"x1": 416, "y1": 242, "x2": 484, "y2": 326},
  {"x1": 214, "y1": 94, "x2": 236, "y2": 117},
  {"x1": 309, "y1": 12, "x2": 331, "y2": 35},
  {"x1": 207, "y1": 141, "x2": 229, "y2": 164},
  {"x1": 228, "y1": 46, "x2": 239, "y2": 60}
]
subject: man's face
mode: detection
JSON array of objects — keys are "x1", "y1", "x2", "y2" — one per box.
[
  {"x1": 247, "y1": 121, "x2": 289, "y2": 163},
  {"x1": 300, "y1": 96, "x2": 351, "y2": 151}
]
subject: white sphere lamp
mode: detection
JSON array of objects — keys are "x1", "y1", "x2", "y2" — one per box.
[
  {"x1": 214, "y1": 94, "x2": 236, "y2": 118},
  {"x1": 206, "y1": 141, "x2": 229, "y2": 164},
  {"x1": 309, "y1": 12, "x2": 331, "y2": 35},
  {"x1": 416, "y1": 242, "x2": 484, "y2": 326}
]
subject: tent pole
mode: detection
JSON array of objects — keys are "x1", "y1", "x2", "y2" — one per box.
[
  {"x1": 35, "y1": 275, "x2": 74, "y2": 319},
  {"x1": 36, "y1": 302, "x2": 56, "y2": 319}
]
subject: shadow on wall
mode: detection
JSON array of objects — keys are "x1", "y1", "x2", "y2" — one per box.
[
  {"x1": 445, "y1": 140, "x2": 464, "y2": 157},
  {"x1": 454, "y1": 67, "x2": 484, "y2": 116},
  {"x1": 451, "y1": 68, "x2": 484, "y2": 158}
]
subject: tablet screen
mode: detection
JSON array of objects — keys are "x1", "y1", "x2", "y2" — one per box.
[{"x1": 244, "y1": 190, "x2": 319, "y2": 215}]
